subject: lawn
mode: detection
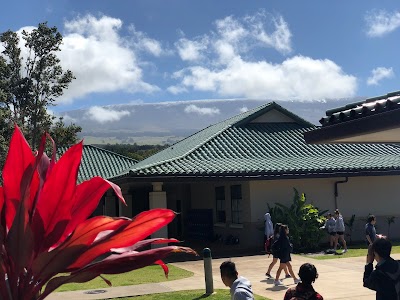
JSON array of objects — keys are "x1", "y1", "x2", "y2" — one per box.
[
  {"x1": 308, "y1": 243, "x2": 400, "y2": 260},
  {"x1": 56, "y1": 264, "x2": 193, "y2": 292},
  {"x1": 113, "y1": 289, "x2": 270, "y2": 300}
]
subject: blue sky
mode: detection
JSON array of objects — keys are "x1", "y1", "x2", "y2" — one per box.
[{"x1": 1, "y1": 1, "x2": 400, "y2": 118}]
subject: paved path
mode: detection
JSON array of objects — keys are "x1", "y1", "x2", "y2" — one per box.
[{"x1": 48, "y1": 252, "x2": 398, "y2": 300}]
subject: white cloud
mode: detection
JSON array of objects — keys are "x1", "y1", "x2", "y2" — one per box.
[
  {"x1": 172, "y1": 56, "x2": 357, "y2": 100},
  {"x1": 367, "y1": 67, "x2": 394, "y2": 85},
  {"x1": 239, "y1": 106, "x2": 249, "y2": 113},
  {"x1": 184, "y1": 104, "x2": 220, "y2": 116},
  {"x1": 167, "y1": 85, "x2": 188, "y2": 94},
  {"x1": 54, "y1": 15, "x2": 160, "y2": 104},
  {"x1": 168, "y1": 11, "x2": 357, "y2": 100},
  {"x1": 61, "y1": 114, "x2": 77, "y2": 123},
  {"x1": 85, "y1": 106, "x2": 131, "y2": 123},
  {"x1": 175, "y1": 37, "x2": 209, "y2": 61},
  {"x1": 173, "y1": 11, "x2": 292, "y2": 67},
  {"x1": 365, "y1": 10, "x2": 400, "y2": 37},
  {"x1": 128, "y1": 24, "x2": 168, "y2": 57}
]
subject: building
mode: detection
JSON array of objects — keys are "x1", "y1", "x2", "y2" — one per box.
[{"x1": 100, "y1": 102, "x2": 400, "y2": 250}]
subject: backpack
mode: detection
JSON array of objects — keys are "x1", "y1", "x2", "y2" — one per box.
[
  {"x1": 287, "y1": 287, "x2": 318, "y2": 300},
  {"x1": 271, "y1": 238, "x2": 281, "y2": 255},
  {"x1": 264, "y1": 235, "x2": 273, "y2": 255},
  {"x1": 381, "y1": 260, "x2": 400, "y2": 300}
]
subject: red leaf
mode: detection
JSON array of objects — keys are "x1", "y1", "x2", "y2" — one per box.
[
  {"x1": 32, "y1": 216, "x2": 129, "y2": 280},
  {"x1": 39, "y1": 246, "x2": 196, "y2": 299},
  {"x1": 110, "y1": 238, "x2": 180, "y2": 253},
  {"x1": 57, "y1": 177, "x2": 126, "y2": 245},
  {"x1": 67, "y1": 209, "x2": 176, "y2": 270},
  {"x1": 0, "y1": 187, "x2": 4, "y2": 217},
  {"x1": 34, "y1": 142, "x2": 83, "y2": 249},
  {"x1": 2, "y1": 126, "x2": 36, "y2": 229}
]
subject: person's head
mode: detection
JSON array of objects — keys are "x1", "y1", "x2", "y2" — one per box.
[
  {"x1": 279, "y1": 224, "x2": 289, "y2": 237},
  {"x1": 220, "y1": 260, "x2": 238, "y2": 287},
  {"x1": 327, "y1": 213, "x2": 332, "y2": 219},
  {"x1": 298, "y1": 263, "x2": 318, "y2": 284},
  {"x1": 334, "y1": 209, "x2": 340, "y2": 218},
  {"x1": 274, "y1": 223, "x2": 282, "y2": 235},
  {"x1": 367, "y1": 215, "x2": 376, "y2": 224},
  {"x1": 371, "y1": 237, "x2": 392, "y2": 261}
]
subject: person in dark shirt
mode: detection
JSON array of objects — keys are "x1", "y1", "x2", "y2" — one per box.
[
  {"x1": 273, "y1": 225, "x2": 301, "y2": 286},
  {"x1": 365, "y1": 214, "x2": 377, "y2": 246},
  {"x1": 363, "y1": 237, "x2": 400, "y2": 300},
  {"x1": 284, "y1": 263, "x2": 323, "y2": 300}
]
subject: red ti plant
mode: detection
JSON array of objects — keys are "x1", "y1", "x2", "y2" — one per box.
[{"x1": 0, "y1": 126, "x2": 196, "y2": 300}]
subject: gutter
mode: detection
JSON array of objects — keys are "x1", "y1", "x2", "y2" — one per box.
[{"x1": 334, "y1": 177, "x2": 348, "y2": 209}]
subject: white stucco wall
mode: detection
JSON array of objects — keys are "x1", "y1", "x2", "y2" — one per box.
[
  {"x1": 175, "y1": 175, "x2": 400, "y2": 249},
  {"x1": 250, "y1": 175, "x2": 400, "y2": 241}
]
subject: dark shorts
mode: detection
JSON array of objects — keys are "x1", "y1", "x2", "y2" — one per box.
[
  {"x1": 336, "y1": 231, "x2": 344, "y2": 236},
  {"x1": 280, "y1": 257, "x2": 291, "y2": 264},
  {"x1": 329, "y1": 232, "x2": 336, "y2": 236},
  {"x1": 273, "y1": 253, "x2": 279, "y2": 259}
]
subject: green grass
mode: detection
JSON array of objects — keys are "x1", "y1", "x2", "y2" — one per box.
[
  {"x1": 308, "y1": 243, "x2": 400, "y2": 260},
  {"x1": 56, "y1": 265, "x2": 193, "y2": 292},
  {"x1": 113, "y1": 289, "x2": 270, "y2": 300}
]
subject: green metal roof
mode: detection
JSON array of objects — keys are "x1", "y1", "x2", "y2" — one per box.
[
  {"x1": 58, "y1": 145, "x2": 137, "y2": 182},
  {"x1": 122, "y1": 102, "x2": 400, "y2": 179}
]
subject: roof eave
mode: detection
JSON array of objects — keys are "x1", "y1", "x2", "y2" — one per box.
[
  {"x1": 304, "y1": 108, "x2": 400, "y2": 144},
  {"x1": 112, "y1": 169, "x2": 400, "y2": 183}
]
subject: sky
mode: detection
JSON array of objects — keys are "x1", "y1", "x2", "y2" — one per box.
[{"x1": 1, "y1": 1, "x2": 400, "y2": 122}]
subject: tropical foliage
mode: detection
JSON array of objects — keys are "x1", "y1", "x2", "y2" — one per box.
[
  {"x1": 268, "y1": 188, "x2": 327, "y2": 252},
  {"x1": 0, "y1": 126, "x2": 195, "y2": 300}
]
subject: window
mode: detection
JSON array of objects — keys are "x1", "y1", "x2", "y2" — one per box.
[
  {"x1": 215, "y1": 186, "x2": 226, "y2": 223},
  {"x1": 230, "y1": 185, "x2": 242, "y2": 224}
]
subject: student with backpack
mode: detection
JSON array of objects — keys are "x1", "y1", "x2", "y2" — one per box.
[
  {"x1": 284, "y1": 263, "x2": 323, "y2": 300},
  {"x1": 265, "y1": 223, "x2": 290, "y2": 279},
  {"x1": 273, "y1": 225, "x2": 301, "y2": 286},
  {"x1": 363, "y1": 237, "x2": 400, "y2": 300}
]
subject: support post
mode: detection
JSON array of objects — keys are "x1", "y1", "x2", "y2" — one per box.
[{"x1": 203, "y1": 248, "x2": 214, "y2": 295}]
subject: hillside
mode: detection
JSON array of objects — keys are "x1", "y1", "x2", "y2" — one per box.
[{"x1": 59, "y1": 98, "x2": 362, "y2": 145}]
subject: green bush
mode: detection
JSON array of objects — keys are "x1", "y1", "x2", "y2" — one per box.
[{"x1": 268, "y1": 188, "x2": 327, "y2": 252}]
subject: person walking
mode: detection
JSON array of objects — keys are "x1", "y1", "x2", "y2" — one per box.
[
  {"x1": 265, "y1": 223, "x2": 290, "y2": 279},
  {"x1": 363, "y1": 237, "x2": 400, "y2": 300},
  {"x1": 220, "y1": 260, "x2": 255, "y2": 300},
  {"x1": 333, "y1": 209, "x2": 348, "y2": 253},
  {"x1": 365, "y1": 214, "x2": 377, "y2": 247},
  {"x1": 321, "y1": 213, "x2": 336, "y2": 251},
  {"x1": 284, "y1": 263, "x2": 324, "y2": 300},
  {"x1": 264, "y1": 212, "x2": 274, "y2": 242},
  {"x1": 273, "y1": 225, "x2": 301, "y2": 286}
]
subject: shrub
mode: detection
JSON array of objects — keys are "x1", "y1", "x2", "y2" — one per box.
[{"x1": 268, "y1": 188, "x2": 327, "y2": 252}]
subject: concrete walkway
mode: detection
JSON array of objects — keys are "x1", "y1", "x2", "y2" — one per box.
[{"x1": 47, "y1": 252, "x2": 398, "y2": 300}]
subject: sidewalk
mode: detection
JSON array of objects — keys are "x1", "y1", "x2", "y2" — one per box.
[{"x1": 47, "y1": 252, "x2": 396, "y2": 300}]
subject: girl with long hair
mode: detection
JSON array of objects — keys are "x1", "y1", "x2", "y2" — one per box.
[
  {"x1": 266, "y1": 223, "x2": 290, "y2": 278},
  {"x1": 273, "y1": 225, "x2": 301, "y2": 286}
]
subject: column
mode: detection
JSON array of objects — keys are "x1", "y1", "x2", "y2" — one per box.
[
  {"x1": 120, "y1": 186, "x2": 133, "y2": 218},
  {"x1": 149, "y1": 182, "x2": 168, "y2": 241}
]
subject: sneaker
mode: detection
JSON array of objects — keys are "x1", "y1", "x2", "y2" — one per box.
[
  {"x1": 274, "y1": 280, "x2": 283, "y2": 286},
  {"x1": 265, "y1": 273, "x2": 272, "y2": 278},
  {"x1": 285, "y1": 274, "x2": 291, "y2": 278},
  {"x1": 294, "y1": 278, "x2": 301, "y2": 284},
  {"x1": 342, "y1": 249, "x2": 348, "y2": 253}
]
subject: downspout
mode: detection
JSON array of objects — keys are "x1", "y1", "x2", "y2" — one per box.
[{"x1": 334, "y1": 177, "x2": 348, "y2": 209}]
